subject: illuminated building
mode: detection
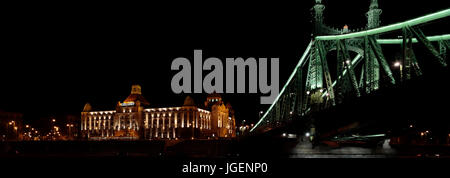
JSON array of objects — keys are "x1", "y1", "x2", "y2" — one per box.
[
  {"x1": 81, "y1": 85, "x2": 236, "y2": 140},
  {"x1": 204, "y1": 93, "x2": 236, "y2": 138}
]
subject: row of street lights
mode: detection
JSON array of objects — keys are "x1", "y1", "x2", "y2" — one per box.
[
  {"x1": 23, "y1": 124, "x2": 40, "y2": 141},
  {"x1": 4, "y1": 118, "x2": 77, "y2": 141},
  {"x1": 46, "y1": 118, "x2": 77, "y2": 140}
]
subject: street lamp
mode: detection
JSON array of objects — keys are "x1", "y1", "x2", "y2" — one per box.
[
  {"x1": 7, "y1": 121, "x2": 17, "y2": 141},
  {"x1": 394, "y1": 61, "x2": 403, "y2": 82},
  {"x1": 66, "y1": 124, "x2": 74, "y2": 138},
  {"x1": 13, "y1": 126, "x2": 18, "y2": 140}
]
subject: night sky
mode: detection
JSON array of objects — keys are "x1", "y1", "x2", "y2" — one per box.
[{"x1": 1, "y1": 0, "x2": 449, "y2": 128}]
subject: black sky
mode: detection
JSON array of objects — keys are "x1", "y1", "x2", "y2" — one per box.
[{"x1": 1, "y1": 0, "x2": 449, "y2": 127}]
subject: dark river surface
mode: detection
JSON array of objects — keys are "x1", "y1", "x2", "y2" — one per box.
[{"x1": 1, "y1": 137, "x2": 449, "y2": 158}]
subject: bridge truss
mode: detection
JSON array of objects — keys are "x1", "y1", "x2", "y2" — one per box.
[{"x1": 251, "y1": 0, "x2": 449, "y2": 133}]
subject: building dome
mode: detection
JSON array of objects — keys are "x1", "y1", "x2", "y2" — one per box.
[
  {"x1": 207, "y1": 92, "x2": 221, "y2": 98},
  {"x1": 83, "y1": 103, "x2": 92, "y2": 112},
  {"x1": 123, "y1": 85, "x2": 150, "y2": 106},
  {"x1": 183, "y1": 96, "x2": 195, "y2": 106},
  {"x1": 206, "y1": 92, "x2": 222, "y2": 102},
  {"x1": 204, "y1": 92, "x2": 222, "y2": 109}
]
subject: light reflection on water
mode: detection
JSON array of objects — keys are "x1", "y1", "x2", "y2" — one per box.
[{"x1": 290, "y1": 139, "x2": 396, "y2": 158}]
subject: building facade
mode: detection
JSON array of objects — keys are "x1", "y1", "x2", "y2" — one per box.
[{"x1": 81, "y1": 85, "x2": 236, "y2": 140}]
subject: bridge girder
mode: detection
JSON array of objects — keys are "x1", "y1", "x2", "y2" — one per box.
[{"x1": 250, "y1": 5, "x2": 449, "y2": 133}]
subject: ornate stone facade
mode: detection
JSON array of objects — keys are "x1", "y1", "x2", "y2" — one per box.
[{"x1": 81, "y1": 85, "x2": 236, "y2": 140}]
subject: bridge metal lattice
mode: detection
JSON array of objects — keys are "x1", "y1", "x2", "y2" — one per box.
[{"x1": 251, "y1": 0, "x2": 450, "y2": 133}]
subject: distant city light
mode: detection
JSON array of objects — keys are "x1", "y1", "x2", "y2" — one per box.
[{"x1": 305, "y1": 132, "x2": 310, "y2": 137}]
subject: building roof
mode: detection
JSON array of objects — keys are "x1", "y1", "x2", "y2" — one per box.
[
  {"x1": 124, "y1": 94, "x2": 150, "y2": 106},
  {"x1": 207, "y1": 92, "x2": 222, "y2": 98},
  {"x1": 123, "y1": 85, "x2": 150, "y2": 106},
  {"x1": 183, "y1": 96, "x2": 195, "y2": 106},
  {"x1": 83, "y1": 103, "x2": 92, "y2": 112}
]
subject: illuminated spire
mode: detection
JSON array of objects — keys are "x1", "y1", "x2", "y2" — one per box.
[
  {"x1": 370, "y1": 0, "x2": 378, "y2": 9},
  {"x1": 131, "y1": 85, "x2": 142, "y2": 95},
  {"x1": 366, "y1": 0, "x2": 382, "y2": 29},
  {"x1": 313, "y1": 0, "x2": 326, "y2": 35}
]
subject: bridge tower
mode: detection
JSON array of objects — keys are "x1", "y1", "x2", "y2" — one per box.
[
  {"x1": 312, "y1": 0, "x2": 325, "y2": 36},
  {"x1": 306, "y1": 0, "x2": 392, "y2": 110},
  {"x1": 364, "y1": 0, "x2": 382, "y2": 93},
  {"x1": 366, "y1": 0, "x2": 382, "y2": 29}
]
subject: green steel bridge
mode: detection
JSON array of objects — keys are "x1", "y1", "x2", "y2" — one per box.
[{"x1": 250, "y1": 0, "x2": 450, "y2": 136}]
